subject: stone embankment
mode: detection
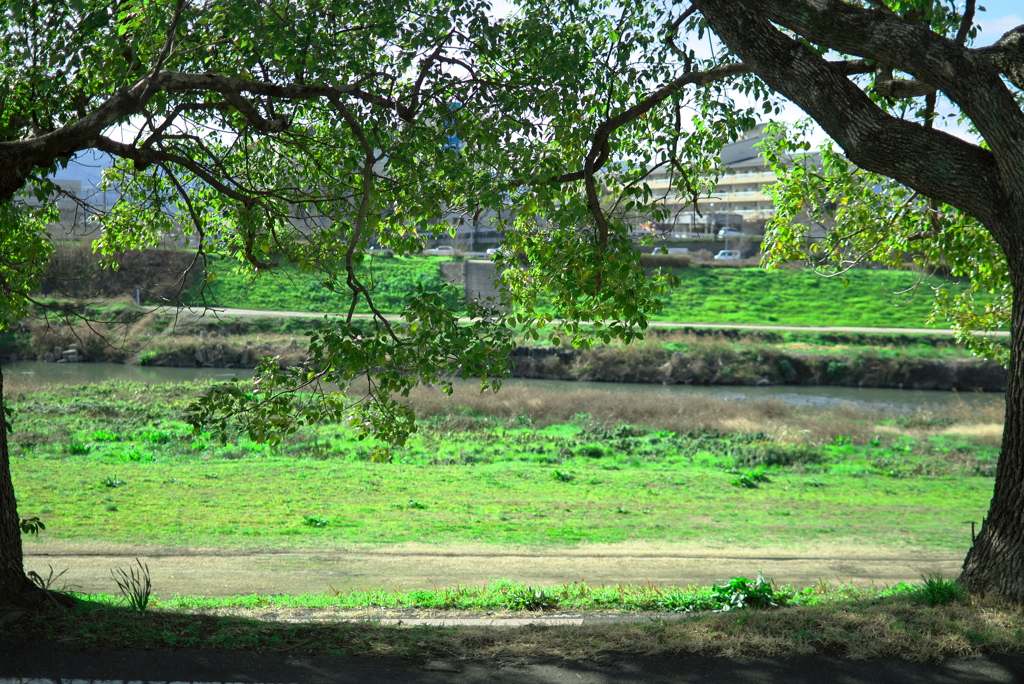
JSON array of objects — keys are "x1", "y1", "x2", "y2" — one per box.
[
  {"x1": 3, "y1": 323, "x2": 1007, "y2": 392},
  {"x1": 42, "y1": 344, "x2": 84, "y2": 364},
  {"x1": 509, "y1": 345, "x2": 1007, "y2": 392}
]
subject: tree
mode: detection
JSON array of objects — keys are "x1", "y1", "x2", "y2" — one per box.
[
  {"x1": 686, "y1": 0, "x2": 1024, "y2": 600},
  {"x1": 0, "y1": 0, "x2": 734, "y2": 606},
  {"x1": 0, "y1": 204, "x2": 53, "y2": 604},
  {"x1": 3, "y1": 0, "x2": 1023, "y2": 606}
]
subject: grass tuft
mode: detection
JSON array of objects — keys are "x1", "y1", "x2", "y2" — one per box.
[
  {"x1": 110, "y1": 558, "x2": 152, "y2": 613},
  {"x1": 910, "y1": 573, "x2": 968, "y2": 607}
]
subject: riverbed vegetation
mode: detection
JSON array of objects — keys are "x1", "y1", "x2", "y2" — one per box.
[
  {"x1": 3, "y1": 296, "x2": 1004, "y2": 392},
  {"x1": 8, "y1": 381, "x2": 999, "y2": 554}
]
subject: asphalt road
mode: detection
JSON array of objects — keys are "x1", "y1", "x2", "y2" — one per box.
[{"x1": 2, "y1": 640, "x2": 1024, "y2": 683}]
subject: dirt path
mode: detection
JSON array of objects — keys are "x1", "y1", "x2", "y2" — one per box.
[{"x1": 23, "y1": 540, "x2": 963, "y2": 596}]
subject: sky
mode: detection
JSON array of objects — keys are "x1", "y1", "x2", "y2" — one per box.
[
  {"x1": 974, "y1": 0, "x2": 1023, "y2": 42},
  {"x1": 54, "y1": 2, "x2": 1023, "y2": 185}
]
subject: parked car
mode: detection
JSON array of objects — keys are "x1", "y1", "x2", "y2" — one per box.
[
  {"x1": 486, "y1": 247, "x2": 510, "y2": 257},
  {"x1": 713, "y1": 249, "x2": 742, "y2": 262},
  {"x1": 717, "y1": 229, "x2": 745, "y2": 239},
  {"x1": 367, "y1": 245, "x2": 393, "y2": 256},
  {"x1": 424, "y1": 245, "x2": 458, "y2": 256},
  {"x1": 665, "y1": 247, "x2": 689, "y2": 255}
]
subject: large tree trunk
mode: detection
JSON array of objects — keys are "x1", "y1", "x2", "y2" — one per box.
[
  {"x1": 690, "y1": 0, "x2": 1024, "y2": 601},
  {"x1": 960, "y1": 275, "x2": 1024, "y2": 599},
  {"x1": 0, "y1": 363, "x2": 34, "y2": 606}
]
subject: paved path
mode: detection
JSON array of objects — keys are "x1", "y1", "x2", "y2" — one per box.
[
  {"x1": 3, "y1": 641, "x2": 1024, "y2": 683},
  {"x1": 158, "y1": 305, "x2": 1010, "y2": 337}
]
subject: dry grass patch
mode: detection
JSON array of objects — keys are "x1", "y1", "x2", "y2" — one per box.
[
  {"x1": 348, "y1": 598, "x2": 1024, "y2": 663},
  {"x1": 14, "y1": 595, "x2": 1024, "y2": 663},
  {"x1": 404, "y1": 383, "x2": 997, "y2": 447}
]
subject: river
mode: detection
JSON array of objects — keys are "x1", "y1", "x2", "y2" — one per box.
[{"x1": 1, "y1": 360, "x2": 1001, "y2": 414}]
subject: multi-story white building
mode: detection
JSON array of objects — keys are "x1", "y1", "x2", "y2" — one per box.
[{"x1": 642, "y1": 123, "x2": 781, "y2": 236}]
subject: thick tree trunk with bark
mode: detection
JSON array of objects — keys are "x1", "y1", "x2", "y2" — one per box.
[
  {"x1": 0, "y1": 363, "x2": 33, "y2": 605},
  {"x1": 693, "y1": 0, "x2": 1024, "y2": 601},
  {"x1": 960, "y1": 274, "x2": 1024, "y2": 598}
]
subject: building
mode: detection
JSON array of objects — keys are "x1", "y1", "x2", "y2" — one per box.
[{"x1": 642, "y1": 123, "x2": 781, "y2": 236}]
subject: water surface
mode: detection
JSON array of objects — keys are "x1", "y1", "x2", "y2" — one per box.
[{"x1": 2, "y1": 361, "x2": 1000, "y2": 414}]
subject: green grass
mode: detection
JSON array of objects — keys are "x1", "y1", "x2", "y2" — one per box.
[
  {"x1": 8, "y1": 381, "x2": 997, "y2": 554},
  {"x1": 192, "y1": 255, "x2": 988, "y2": 330},
  {"x1": 64, "y1": 574, "x2": 944, "y2": 614},
  {"x1": 5, "y1": 380, "x2": 1014, "y2": 662},
  {"x1": 654, "y1": 267, "x2": 985, "y2": 328},
  {"x1": 192, "y1": 254, "x2": 458, "y2": 314}
]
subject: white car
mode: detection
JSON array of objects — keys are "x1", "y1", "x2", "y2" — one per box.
[
  {"x1": 424, "y1": 245, "x2": 458, "y2": 256},
  {"x1": 713, "y1": 249, "x2": 743, "y2": 261},
  {"x1": 717, "y1": 229, "x2": 745, "y2": 239}
]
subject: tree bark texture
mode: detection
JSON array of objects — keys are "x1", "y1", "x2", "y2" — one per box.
[
  {"x1": 693, "y1": 0, "x2": 1024, "y2": 600},
  {"x1": 0, "y1": 363, "x2": 32, "y2": 605},
  {"x1": 961, "y1": 274, "x2": 1024, "y2": 597}
]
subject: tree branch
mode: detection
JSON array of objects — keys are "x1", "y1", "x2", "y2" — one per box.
[
  {"x1": 955, "y1": 0, "x2": 976, "y2": 45},
  {"x1": 736, "y1": 1, "x2": 1024, "y2": 164},
  {"x1": 542, "y1": 57, "x2": 870, "y2": 187},
  {"x1": 976, "y1": 24, "x2": 1024, "y2": 91},
  {"x1": 691, "y1": 0, "x2": 1013, "y2": 242}
]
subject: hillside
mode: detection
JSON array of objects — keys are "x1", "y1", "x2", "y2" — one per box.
[{"x1": 198, "y1": 256, "x2": 984, "y2": 330}]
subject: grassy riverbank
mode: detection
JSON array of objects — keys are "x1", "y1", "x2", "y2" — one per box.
[
  {"x1": 2, "y1": 298, "x2": 1006, "y2": 391},
  {"x1": 8, "y1": 381, "x2": 999, "y2": 554},
  {"x1": 197, "y1": 254, "x2": 458, "y2": 314},
  {"x1": 192, "y1": 255, "x2": 983, "y2": 329},
  {"x1": 660, "y1": 266, "x2": 968, "y2": 328}
]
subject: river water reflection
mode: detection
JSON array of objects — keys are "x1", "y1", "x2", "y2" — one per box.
[
  {"x1": 2, "y1": 360, "x2": 1002, "y2": 414},
  {"x1": 3, "y1": 360, "x2": 255, "y2": 389}
]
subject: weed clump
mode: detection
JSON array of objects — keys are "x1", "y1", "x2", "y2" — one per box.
[
  {"x1": 710, "y1": 570, "x2": 790, "y2": 610},
  {"x1": 908, "y1": 573, "x2": 968, "y2": 606},
  {"x1": 736, "y1": 443, "x2": 823, "y2": 468},
  {"x1": 731, "y1": 470, "x2": 771, "y2": 489}
]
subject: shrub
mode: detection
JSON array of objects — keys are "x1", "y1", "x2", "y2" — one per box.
[
  {"x1": 911, "y1": 573, "x2": 967, "y2": 606},
  {"x1": 574, "y1": 443, "x2": 607, "y2": 459},
  {"x1": 736, "y1": 443, "x2": 822, "y2": 468},
  {"x1": 731, "y1": 470, "x2": 771, "y2": 488},
  {"x1": 710, "y1": 570, "x2": 789, "y2": 611}
]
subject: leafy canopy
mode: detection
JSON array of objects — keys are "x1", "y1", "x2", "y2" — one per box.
[{"x1": 2, "y1": 0, "x2": 1013, "y2": 449}]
